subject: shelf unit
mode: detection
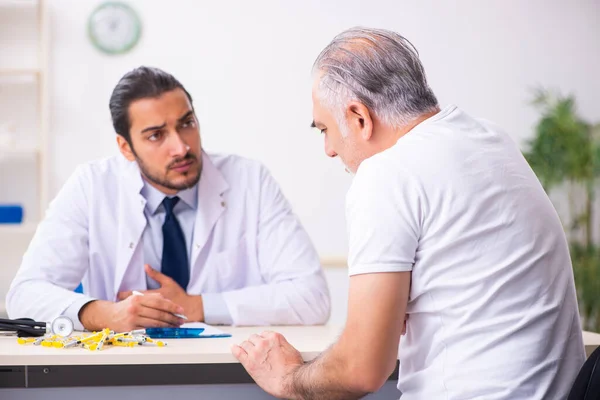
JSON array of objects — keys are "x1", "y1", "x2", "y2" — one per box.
[
  {"x1": 0, "y1": 222, "x2": 38, "y2": 234},
  {"x1": 0, "y1": 0, "x2": 38, "y2": 5},
  {"x1": 0, "y1": 0, "x2": 48, "y2": 225},
  {"x1": 0, "y1": 69, "x2": 41, "y2": 77},
  {"x1": 0, "y1": 0, "x2": 48, "y2": 316}
]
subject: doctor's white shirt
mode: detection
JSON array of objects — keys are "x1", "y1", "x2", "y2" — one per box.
[
  {"x1": 138, "y1": 179, "x2": 232, "y2": 324},
  {"x1": 7, "y1": 152, "x2": 330, "y2": 330}
]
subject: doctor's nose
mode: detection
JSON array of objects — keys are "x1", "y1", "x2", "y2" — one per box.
[{"x1": 168, "y1": 132, "x2": 189, "y2": 157}]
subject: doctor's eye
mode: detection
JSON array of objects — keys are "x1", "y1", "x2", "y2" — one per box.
[
  {"x1": 148, "y1": 131, "x2": 163, "y2": 141},
  {"x1": 180, "y1": 119, "x2": 196, "y2": 129}
]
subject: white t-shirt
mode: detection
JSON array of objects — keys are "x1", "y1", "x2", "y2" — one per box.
[{"x1": 346, "y1": 105, "x2": 585, "y2": 399}]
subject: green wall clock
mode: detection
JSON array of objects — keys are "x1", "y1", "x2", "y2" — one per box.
[{"x1": 88, "y1": 2, "x2": 142, "y2": 55}]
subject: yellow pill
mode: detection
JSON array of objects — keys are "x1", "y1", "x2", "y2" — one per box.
[
  {"x1": 17, "y1": 338, "x2": 28, "y2": 345},
  {"x1": 53, "y1": 342, "x2": 64, "y2": 348},
  {"x1": 157, "y1": 341, "x2": 167, "y2": 347},
  {"x1": 41, "y1": 341, "x2": 52, "y2": 347}
]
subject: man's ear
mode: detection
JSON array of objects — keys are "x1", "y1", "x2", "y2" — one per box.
[
  {"x1": 346, "y1": 101, "x2": 373, "y2": 141},
  {"x1": 116, "y1": 135, "x2": 136, "y2": 161}
]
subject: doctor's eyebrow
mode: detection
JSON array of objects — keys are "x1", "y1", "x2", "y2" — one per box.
[
  {"x1": 177, "y1": 110, "x2": 194, "y2": 123},
  {"x1": 139, "y1": 111, "x2": 194, "y2": 134},
  {"x1": 141, "y1": 123, "x2": 167, "y2": 134}
]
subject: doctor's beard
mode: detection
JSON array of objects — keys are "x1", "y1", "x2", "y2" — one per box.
[{"x1": 136, "y1": 152, "x2": 202, "y2": 192}]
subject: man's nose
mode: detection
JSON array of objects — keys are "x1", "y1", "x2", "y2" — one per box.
[
  {"x1": 325, "y1": 145, "x2": 337, "y2": 158},
  {"x1": 168, "y1": 132, "x2": 188, "y2": 156},
  {"x1": 324, "y1": 140, "x2": 337, "y2": 158}
]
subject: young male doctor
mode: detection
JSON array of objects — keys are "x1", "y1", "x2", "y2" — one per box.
[{"x1": 7, "y1": 66, "x2": 330, "y2": 332}]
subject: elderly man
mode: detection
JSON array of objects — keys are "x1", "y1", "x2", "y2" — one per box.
[{"x1": 232, "y1": 27, "x2": 585, "y2": 399}]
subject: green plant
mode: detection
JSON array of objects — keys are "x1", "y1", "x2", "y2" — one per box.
[{"x1": 523, "y1": 89, "x2": 600, "y2": 331}]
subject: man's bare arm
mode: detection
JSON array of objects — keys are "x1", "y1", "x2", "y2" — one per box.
[{"x1": 233, "y1": 271, "x2": 411, "y2": 399}]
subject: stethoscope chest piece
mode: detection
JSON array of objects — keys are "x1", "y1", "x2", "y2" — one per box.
[{"x1": 50, "y1": 316, "x2": 74, "y2": 337}]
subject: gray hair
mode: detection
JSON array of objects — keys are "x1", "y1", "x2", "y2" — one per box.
[{"x1": 313, "y1": 27, "x2": 438, "y2": 133}]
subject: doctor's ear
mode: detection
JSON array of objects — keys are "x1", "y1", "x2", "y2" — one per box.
[{"x1": 117, "y1": 134, "x2": 136, "y2": 162}]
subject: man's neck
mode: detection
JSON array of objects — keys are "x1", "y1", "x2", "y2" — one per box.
[
  {"x1": 369, "y1": 108, "x2": 441, "y2": 156},
  {"x1": 392, "y1": 108, "x2": 441, "y2": 142}
]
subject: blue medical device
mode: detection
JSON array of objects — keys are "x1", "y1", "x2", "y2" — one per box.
[{"x1": 145, "y1": 327, "x2": 205, "y2": 339}]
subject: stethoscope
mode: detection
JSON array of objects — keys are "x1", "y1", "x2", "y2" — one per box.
[{"x1": 0, "y1": 316, "x2": 74, "y2": 337}]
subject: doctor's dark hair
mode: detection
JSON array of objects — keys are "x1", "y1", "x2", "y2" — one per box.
[{"x1": 109, "y1": 66, "x2": 194, "y2": 145}]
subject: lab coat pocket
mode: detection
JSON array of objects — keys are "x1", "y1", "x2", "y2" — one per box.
[{"x1": 215, "y1": 235, "x2": 249, "y2": 291}]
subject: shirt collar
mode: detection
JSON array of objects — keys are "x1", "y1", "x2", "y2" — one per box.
[{"x1": 140, "y1": 179, "x2": 199, "y2": 215}]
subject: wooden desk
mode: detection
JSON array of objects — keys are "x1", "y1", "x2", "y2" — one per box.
[
  {"x1": 1, "y1": 326, "x2": 598, "y2": 389},
  {"x1": 583, "y1": 330, "x2": 600, "y2": 357},
  {"x1": 0, "y1": 325, "x2": 342, "y2": 388}
]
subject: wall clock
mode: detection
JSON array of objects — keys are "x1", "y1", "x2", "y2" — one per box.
[{"x1": 88, "y1": 2, "x2": 142, "y2": 55}]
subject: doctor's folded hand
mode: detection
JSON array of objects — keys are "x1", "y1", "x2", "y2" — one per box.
[
  {"x1": 78, "y1": 289, "x2": 186, "y2": 333},
  {"x1": 117, "y1": 264, "x2": 204, "y2": 323}
]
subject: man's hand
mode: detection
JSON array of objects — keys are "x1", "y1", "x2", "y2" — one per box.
[
  {"x1": 117, "y1": 264, "x2": 204, "y2": 322},
  {"x1": 232, "y1": 331, "x2": 304, "y2": 399},
  {"x1": 79, "y1": 292, "x2": 185, "y2": 332},
  {"x1": 231, "y1": 272, "x2": 411, "y2": 400}
]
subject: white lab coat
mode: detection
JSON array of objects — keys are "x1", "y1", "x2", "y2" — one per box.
[{"x1": 6, "y1": 152, "x2": 330, "y2": 326}]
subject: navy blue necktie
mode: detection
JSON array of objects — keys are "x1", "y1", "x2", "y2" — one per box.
[{"x1": 161, "y1": 196, "x2": 189, "y2": 290}]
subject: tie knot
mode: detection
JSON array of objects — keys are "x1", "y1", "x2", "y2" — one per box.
[{"x1": 162, "y1": 196, "x2": 180, "y2": 215}]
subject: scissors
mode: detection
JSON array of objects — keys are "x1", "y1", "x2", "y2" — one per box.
[{"x1": 0, "y1": 316, "x2": 74, "y2": 337}]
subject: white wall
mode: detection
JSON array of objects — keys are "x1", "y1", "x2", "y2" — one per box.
[
  {"x1": 3, "y1": 0, "x2": 598, "y2": 316},
  {"x1": 46, "y1": 0, "x2": 600, "y2": 261}
]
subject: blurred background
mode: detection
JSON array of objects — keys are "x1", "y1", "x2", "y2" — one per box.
[{"x1": 0, "y1": 0, "x2": 599, "y2": 327}]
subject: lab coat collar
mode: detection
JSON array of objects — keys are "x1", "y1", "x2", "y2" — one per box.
[
  {"x1": 114, "y1": 158, "x2": 148, "y2": 296},
  {"x1": 190, "y1": 152, "x2": 229, "y2": 267}
]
